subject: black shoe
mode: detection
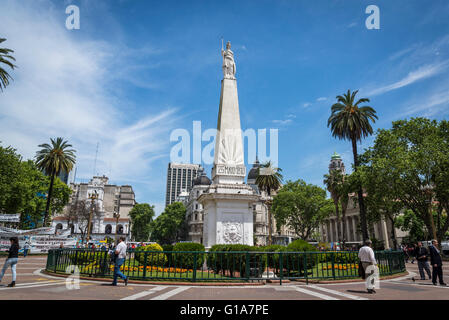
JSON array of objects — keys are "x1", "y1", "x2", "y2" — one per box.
[
  {"x1": 124, "y1": 278, "x2": 128, "y2": 286},
  {"x1": 433, "y1": 282, "x2": 437, "y2": 286},
  {"x1": 371, "y1": 289, "x2": 376, "y2": 294},
  {"x1": 110, "y1": 283, "x2": 117, "y2": 286},
  {"x1": 440, "y1": 283, "x2": 447, "y2": 286},
  {"x1": 7, "y1": 281, "x2": 15, "y2": 287}
]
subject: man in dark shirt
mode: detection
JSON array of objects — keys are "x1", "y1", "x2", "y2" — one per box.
[
  {"x1": 429, "y1": 239, "x2": 446, "y2": 286},
  {"x1": 415, "y1": 242, "x2": 431, "y2": 280},
  {"x1": 0, "y1": 237, "x2": 19, "y2": 287}
]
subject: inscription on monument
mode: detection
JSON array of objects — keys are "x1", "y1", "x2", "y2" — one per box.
[{"x1": 216, "y1": 164, "x2": 246, "y2": 176}]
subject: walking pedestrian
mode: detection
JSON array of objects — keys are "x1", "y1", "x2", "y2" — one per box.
[
  {"x1": 415, "y1": 242, "x2": 432, "y2": 280},
  {"x1": 23, "y1": 241, "x2": 30, "y2": 258},
  {"x1": 0, "y1": 237, "x2": 20, "y2": 287},
  {"x1": 429, "y1": 239, "x2": 447, "y2": 286},
  {"x1": 358, "y1": 239, "x2": 379, "y2": 294},
  {"x1": 111, "y1": 236, "x2": 128, "y2": 286}
]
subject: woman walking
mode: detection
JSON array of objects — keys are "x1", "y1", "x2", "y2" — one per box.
[{"x1": 0, "y1": 237, "x2": 19, "y2": 287}]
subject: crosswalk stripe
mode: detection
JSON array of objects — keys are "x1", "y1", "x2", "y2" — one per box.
[
  {"x1": 308, "y1": 285, "x2": 369, "y2": 300},
  {"x1": 294, "y1": 286, "x2": 340, "y2": 300},
  {"x1": 150, "y1": 286, "x2": 190, "y2": 300},
  {"x1": 121, "y1": 286, "x2": 168, "y2": 300},
  {"x1": 0, "y1": 281, "x2": 66, "y2": 290}
]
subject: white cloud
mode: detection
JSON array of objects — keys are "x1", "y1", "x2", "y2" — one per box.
[
  {"x1": 0, "y1": 0, "x2": 179, "y2": 206},
  {"x1": 366, "y1": 60, "x2": 449, "y2": 96},
  {"x1": 316, "y1": 97, "x2": 327, "y2": 102},
  {"x1": 303, "y1": 102, "x2": 312, "y2": 108},
  {"x1": 272, "y1": 119, "x2": 292, "y2": 125},
  {"x1": 401, "y1": 89, "x2": 449, "y2": 118}
]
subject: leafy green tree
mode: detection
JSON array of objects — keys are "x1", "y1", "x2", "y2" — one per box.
[
  {"x1": 357, "y1": 155, "x2": 404, "y2": 249},
  {"x1": 129, "y1": 203, "x2": 155, "y2": 241},
  {"x1": 0, "y1": 144, "x2": 24, "y2": 214},
  {"x1": 0, "y1": 38, "x2": 16, "y2": 91},
  {"x1": 272, "y1": 180, "x2": 334, "y2": 240},
  {"x1": 363, "y1": 118, "x2": 449, "y2": 245},
  {"x1": 150, "y1": 202, "x2": 186, "y2": 244},
  {"x1": 327, "y1": 89, "x2": 378, "y2": 241},
  {"x1": 395, "y1": 209, "x2": 427, "y2": 244},
  {"x1": 256, "y1": 161, "x2": 283, "y2": 245},
  {"x1": 0, "y1": 144, "x2": 71, "y2": 228},
  {"x1": 35, "y1": 137, "x2": 76, "y2": 226}
]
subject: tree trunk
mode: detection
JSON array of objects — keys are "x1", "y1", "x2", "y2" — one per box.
[
  {"x1": 351, "y1": 137, "x2": 369, "y2": 241},
  {"x1": 43, "y1": 170, "x2": 56, "y2": 227},
  {"x1": 334, "y1": 198, "x2": 341, "y2": 243},
  {"x1": 341, "y1": 206, "x2": 347, "y2": 248},
  {"x1": 388, "y1": 215, "x2": 398, "y2": 250}
]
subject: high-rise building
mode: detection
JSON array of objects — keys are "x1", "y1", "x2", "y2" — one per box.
[{"x1": 165, "y1": 163, "x2": 201, "y2": 207}]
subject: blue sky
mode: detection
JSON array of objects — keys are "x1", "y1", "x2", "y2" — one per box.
[{"x1": 1, "y1": 0, "x2": 448, "y2": 215}]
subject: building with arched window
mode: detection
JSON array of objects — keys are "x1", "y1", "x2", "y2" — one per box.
[{"x1": 52, "y1": 175, "x2": 135, "y2": 241}]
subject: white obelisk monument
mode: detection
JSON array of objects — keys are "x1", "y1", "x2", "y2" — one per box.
[{"x1": 199, "y1": 41, "x2": 258, "y2": 248}]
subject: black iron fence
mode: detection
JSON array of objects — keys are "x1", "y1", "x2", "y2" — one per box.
[{"x1": 45, "y1": 249, "x2": 406, "y2": 284}]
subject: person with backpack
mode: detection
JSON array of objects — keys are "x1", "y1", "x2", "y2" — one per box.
[{"x1": 0, "y1": 237, "x2": 20, "y2": 287}]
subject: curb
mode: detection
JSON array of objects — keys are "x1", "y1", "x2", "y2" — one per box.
[
  {"x1": 40, "y1": 270, "x2": 266, "y2": 286},
  {"x1": 291, "y1": 271, "x2": 409, "y2": 284}
]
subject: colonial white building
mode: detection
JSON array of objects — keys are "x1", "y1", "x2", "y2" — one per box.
[
  {"x1": 319, "y1": 153, "x2": 408, "y2": 249},
  {"x1": 52, "y1": 176, "x2": 136, "y2": 241}
]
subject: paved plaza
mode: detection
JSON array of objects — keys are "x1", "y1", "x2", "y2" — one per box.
[{"x1": 0, "y1": 256, "x2": 448, "y2": 300}]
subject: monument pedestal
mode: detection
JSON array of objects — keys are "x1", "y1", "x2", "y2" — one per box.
[{"x1": 199, "y1": 184, "x2": 259, "y2": 248}]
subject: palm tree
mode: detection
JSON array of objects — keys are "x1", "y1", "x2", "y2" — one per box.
[
  {"x1": 35, "y1": 138, "x2": 76, "y2": 226},
  {"x1": 323, "y1": 170, "x2": 344, "y2": 242},
  {"x1": 327, "y1": 89, "x2": 378, "y2": 241},
  {"x1": 0, "y1": 38, "x2": 17, "y2": 91},
  {"x1": 256, "y1": 161, "x2": 283, "y2": 245}
]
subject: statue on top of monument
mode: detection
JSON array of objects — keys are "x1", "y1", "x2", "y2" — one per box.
[{"x1": 221, "y1": 40, "x2": 236, "y2": 79}]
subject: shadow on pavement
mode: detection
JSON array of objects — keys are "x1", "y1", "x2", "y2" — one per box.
[{"x1": 346, "y1": 289, "x2": 371, "y2": 295}]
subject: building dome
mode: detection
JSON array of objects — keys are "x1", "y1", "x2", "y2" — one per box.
[
  {"x1": 193, "y1": 171, "x2": 211, "y2": 186},
  {"x1": 331, "y1": 151, "x2": 341, "y2": 160},
  {"x1": 247, "y1": 158, "x2": 261, "y2": 181}
]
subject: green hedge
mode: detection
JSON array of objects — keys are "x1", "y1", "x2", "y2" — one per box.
[
  {"x1": 134, "y1": 243, "x2": 167, "y2": 267},
  {"x1": 260, "y1": 245, "x2": 287, "y2": 270},
  {"x1": 68, "y1": 250, "x2": 108, "y2": 265},
  {"x1": 284, "y1": 240, "x2": 317, "y2": 275},
  {"x1": 206, "y1": 244, "x2": 266, "y2": 278},
  {"x1": 172, "y1": 242, "x2": 205, "y2": 270},
  {"x1": 161, "y1": 244, "x2": 174, "y2": 267}
]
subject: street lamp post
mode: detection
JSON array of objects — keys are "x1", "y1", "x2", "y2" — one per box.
[
  {"x1": 85, "y1": 190, "x2": 98, "y2": 245},
  {"x1": 114, "y1": 211, "x2": 120, "y2": 244}
]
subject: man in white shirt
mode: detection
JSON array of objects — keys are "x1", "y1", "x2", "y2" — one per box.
[
  {"x1": 358, "y1": 239, "x2": 378, "y2": 294},
  {"x1": 111, "y1": 236, "x2": 128, "y2": 286}
]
